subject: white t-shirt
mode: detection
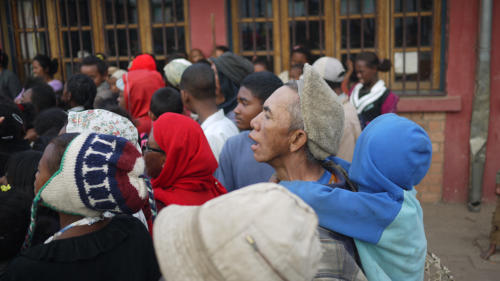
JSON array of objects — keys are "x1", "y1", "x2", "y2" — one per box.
[{"x1": 201, "y1": 109, "x2": 239, "y2": 162}]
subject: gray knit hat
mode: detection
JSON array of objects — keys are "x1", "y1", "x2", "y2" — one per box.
[
  {"x1": 209, "y1": 52, "x2": 254, "y2": 84},
  {"x1": 298, "y1": 63, "x2": 344, "y2": 160}
]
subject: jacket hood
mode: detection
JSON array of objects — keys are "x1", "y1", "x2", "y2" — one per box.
[{"x1": 349, "y1": 113, "x2": 432, "y2": 197}]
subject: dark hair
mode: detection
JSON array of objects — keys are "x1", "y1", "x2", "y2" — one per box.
[
  {"x1": 0, "y1": 189, "x2": 32, "y2": 260},
  {"x1": 150, "y1": 87, "x2": 183, "y2": 117},
  {"x1": 253, "y1": 57, "x2": 269, "y2": 70},
  {"x1": 81, "y1": 55, "x2": 108, "y2": 76},
  {"x1": 355, "y1": 52, "x2": 391, "y2": 72},
  {"x1": 179, "y1": 63, "x2": 216, "y2": 100},
  {"x1": 23, "y1": 76, "x2": 46, "y2": 90},
  {"x1": 66, "y1": 73, "x2": 97, "y2": 109},
  {"x1": 166, "y1": 52, "x2": 188, "y2": 64},
  {"x1": 291, "y1": 45, "x2": 311, "y2": 63},
  {"x1": 30, "y1": 84, "x2": 56, "y2": 113},
  {"x1": 34, "y1": 108, "x2": 67, "y2": 136},
  {"x1": 215, "y1": 45, "x2": 230, "y2": 53},
  {"x1": 0, "y1": 48, "x2": 8, "y2": 68},
  {"x1": 240, "y1": 71, "x2": 283, "y2": 103},
  {"x1": 33, "y1": 54, "x2": 58, "y2": 77},
  {"x1": 47, "y1": 133, "x2": 79, "y2": 174},
  {"x1": 5, "y1": 150, "x2": 43, "y2": 197},
  {"x1": 0, "y1": 103, "x2": 25, "y2": 141}
]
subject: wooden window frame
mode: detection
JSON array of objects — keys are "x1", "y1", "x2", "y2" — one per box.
[{"x1": 231, "y1": 0, "x2": 444, "y2": 94}]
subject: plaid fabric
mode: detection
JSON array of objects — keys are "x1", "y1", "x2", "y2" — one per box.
[{"x1": 314, "y1": 227, "x2": 367, "y2": 281}]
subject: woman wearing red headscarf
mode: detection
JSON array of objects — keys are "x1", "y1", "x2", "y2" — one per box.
[
  {"x1": 144, "y1": 113, "x2": 227, "y2": 210},
  {"x1": 119, "y1": 69, "x2": 165, "y2": 135}
]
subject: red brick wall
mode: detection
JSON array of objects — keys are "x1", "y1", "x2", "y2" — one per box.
[{"x1": 400, "y1": 112, "x2": 446, "y2": 203}]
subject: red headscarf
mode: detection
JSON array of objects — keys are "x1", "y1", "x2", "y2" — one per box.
[
  {"x1": 123, "y1": 69, "x2": 165, "y2": 135},
  {"x1": 151, "y1": 113, "x2": 227, "y2": 209},
  {"x1": 128, "y1": 54, "x2": 157, "y2": 71}
]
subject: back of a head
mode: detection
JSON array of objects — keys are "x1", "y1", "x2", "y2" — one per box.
[
  {"x1": 240, "y1": 71, "x2": 283, "y2": 103},
  {"x1": 312, "y1": 57, "x2": 346, "y2": 85},
  {"x1": 349, "y1": 114, "x2": 432, "y2": 193},
  {"x1": 67, "y1": 73, "x2": 97, "y2": 109},
  {"x1": 150, "y1": 87, "x2": 184, "y2": 117},
  {"x1": 179, "y1": 63, "x2": 215, "y2": 100},
  {"x1": 31, "y1": 83, "x2": 56, "y2": 113},
  {"x1": 33, "y1": 54, "x2": 58, "y2": 77},
  {"x1": 153, "y1": 183, "x2": 321, "y2": 281},
  {"x1": 81, "y1": 55, "x2": 108, "y2": 76},
  {"x1": 355, "y1": 51, "x2": 391, "y2": 72},
  {"x1": 34, "y1": 108, "x2": 67, "y2": 136},
  {"x1": 6, "y1": 150, "x2": 43, "y2": 197}
]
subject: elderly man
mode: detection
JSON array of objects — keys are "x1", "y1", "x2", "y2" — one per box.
[
  {"x1": 249, "y1": 64, "x2": 366, "y2": 280},
  {"x1": 250, "y1": 64, "x2": 430, "y2": 281}
]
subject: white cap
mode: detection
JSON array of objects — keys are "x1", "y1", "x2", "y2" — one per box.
[{"x1": 312, "y1": 57, "x2": 346, "y2": 83}]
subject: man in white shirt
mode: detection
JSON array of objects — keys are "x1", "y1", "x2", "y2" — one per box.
[{"x1": 180, "y1": 63, "x2": 238, "y2": 162}]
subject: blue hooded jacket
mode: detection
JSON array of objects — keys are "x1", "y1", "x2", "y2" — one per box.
[{"x1": 281, "y1": 114, "x2": 431, "y2": 281}]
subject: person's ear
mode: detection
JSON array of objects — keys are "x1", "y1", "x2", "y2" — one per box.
[
  {"x1": 181, "y1": 90, "x2": 191, "y2": 106},
  {"x1": 148, "y1": 110, "x2": 156, "y2": 121},
  {"x1": 289, "y1": 129, "x2": 307, "y2": 153}
]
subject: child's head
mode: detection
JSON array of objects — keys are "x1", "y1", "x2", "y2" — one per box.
[
  {"x1": 149, "y1": 87, "x2": 184, "y2": 120},
  {"x1": 63, "y1": 73, "x2": 97, "y2": 110},
  {"x1": 354, "y1": 52, "x2": 391, "y2": 86},
  {"x1": 179, "y1": 63, "x2": 216, "y2": 112},
  {"x1": 233, "y1": 71, "x2": 283, "y2": 130},
  {"x1": 80, "y1": 55, "x2": 109, "y2": 87},
  {"x1": 30, "y1": 84, "x2": 56, "y2": 113}
]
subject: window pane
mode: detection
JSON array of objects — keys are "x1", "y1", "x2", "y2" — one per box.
[
  {"x1": 289, "y1": 21, "x2": 324, "y2": 50},
  {"x1": 60, "y1": 0, "x2": 91, "y2": 27},
  {"x1": 17, "y1": 0, "x2": 47, "y2": 28},
  {"x1": 394, "y1": 51, "x2": 432, "y2": 81},
  {"x1": 240, "y1": 0, "x2": 273, "y2": 18},
  {"x1": 20, "y1": 32, "x2": 48, "y2": 59},
  {"x1": 105, "y1": 0, "x2": 138, "y2": 24},
  {"x1": 151, "y1": 0, "x2": 184, "y2": 23},
  {"x1": 106, "y1": 29, "x2": 139, "y2": 56},
  {"x1": 288, "y1": 0, "x2": 323, "y2": 17},
  {"x1": 152, "y1": 27, "x2": 186, "y2": 54},
  {"x1": 64, "y1": 62, "x2": 79, "y2": 78},
  {"x1": 341, "y1": 0, "x2": 375, "y2": 15},
  {"x1": 421, "y1": 0, "x2": 433, "y2": 11},
  {"x1": 240, "y1": 22, "x2": 273, "y2": 51},
  {"x1": 420, "y1": 16, "x2": 433, "y2": 46},
  {"x1": 395, "y1": 16, "x2": 432, "y2": 47},
  {"x1": 62, "y1": 31, "x2": 93, "y2": 58},
  {"x1": 395, "y1": 0, "x2": 417, "y2": 12}
]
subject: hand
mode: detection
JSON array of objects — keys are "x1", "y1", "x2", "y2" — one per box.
[
  {"x1": 24, "y1": 128, "x2": 38, "y2": 142},
  {"x1": 0, "y1": 116, "x2": 4, "y2": 124},
  {"x1": 346, "y1": 59, "x2": 354, "y2": 74}
]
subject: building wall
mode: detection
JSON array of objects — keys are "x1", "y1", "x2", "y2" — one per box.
[{"x1": 189, "y1": 0, "x2": 228, "y2": 58}]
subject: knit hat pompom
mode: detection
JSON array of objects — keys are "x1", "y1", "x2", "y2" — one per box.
[
  {"x1": 299, "y1": 63, "x2": 344, "y2": 160},
  {"x1": 40, "y1": 132, "x2": 148, "y2": 217}
]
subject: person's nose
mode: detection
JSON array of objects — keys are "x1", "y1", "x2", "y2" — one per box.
[{"x1": 250, "y1": 112, "x2": 262, "y2": 130}]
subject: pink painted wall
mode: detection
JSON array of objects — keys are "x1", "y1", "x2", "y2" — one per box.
[
  {"x1": 189, "y1": 0, "x2": 228, "y2": 58},
  {"x1": 442, "y1": 0, "x2": 479, "y2": 202},
  {"x1": 482, "y1": 0, "x2": 500, "y2": 202}
]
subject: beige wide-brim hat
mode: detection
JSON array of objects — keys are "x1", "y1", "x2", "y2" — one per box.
[{"x1": 153, "y1": 183, "x2": 322, "y2": 281}]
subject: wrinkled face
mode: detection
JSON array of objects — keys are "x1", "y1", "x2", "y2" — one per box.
[
  {"x1": 355, "y1": 60, "x2": 378, "y2": 86},
  {"x1": 21, "y1": 88, "x2": 33, "y2": 103},
  {"x1": 144, "y1": 128, "x2": 166, "y2": 179},
  {"x1": 32, "y1": 60, "x2": 45, "y2": 77},
  {"x1": 234, "y1": 87, "x2": 264, "y2": 131},
  {"x1": 249, "y1": 86, "x2": 296, "y2": 165},
  {"x1": 108, "y1": 77, "x2": 119, "y2": 95},
  {"x1": 290, "y1": 52, "x2": 307, "y2": 66},
  {"x1": 81, "y1": 65, "x2": 106, "y2": 87},
  {"x1": 34, "y1": 143, "x2": 56, "y2": 195}
]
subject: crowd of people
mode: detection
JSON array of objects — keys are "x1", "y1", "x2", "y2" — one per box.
[{"x1": 0, "y1": 43, "x2": 490, "y2": 281}]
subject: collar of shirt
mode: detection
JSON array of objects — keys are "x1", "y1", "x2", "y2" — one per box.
[{"x1": 201, "y1": 109, "x2": 225, "y2": 130}]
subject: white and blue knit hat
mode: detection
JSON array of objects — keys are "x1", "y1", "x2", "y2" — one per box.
[{"x1": 24, "y1": 132, "x2": 148, "y2": 247}]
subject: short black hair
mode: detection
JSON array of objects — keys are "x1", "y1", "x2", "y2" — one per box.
[
  {"x1": 66, "y1": 73, "x2": 97, "y2": 109},
  {"x1": 240, "y1": 71, "x2": 283, "y2": 103},
  {"x1": 179, "y1": 63, "x2": 215, "y2": 100},
  {"x1": 47, "y1": 133, "x2": 79, "y2": 174},
  {"x1": 291, "y1": 45, "x2": 311, "y2": 63},
  {"x1": 5, "y1": 150, "x2": 42, "y2": 197},
  {"x1": 253, "y1": 57, "x2": 269, "y2": 69},
  {"x1": 150, "y1": 87, "x2": 183, "y2": 117},
  {"x1": 34, "y1": 108, "x2": 67, "y2": 136},
  {"x1": 33, "y1": 54, "x2": 58, "y2": 77},
  {"x1": 216, "y1": 45, "x2": 230, "y2": 53},
  {"x1": 31, "y1": 84, "x2": 56, "y2": 113},
  {"x1": 81, "y1": 55, "x2": 108, "y2": 76}
]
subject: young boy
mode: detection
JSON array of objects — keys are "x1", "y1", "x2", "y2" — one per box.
[
  {"x1": 179, "y1": 63, "x2": 238, "y2": 162},
  {"x1": 148, "y1": 87, "x2": 184, "y2": 121},
  {"x1": 215, "y1": 71, "x2": 282, "y2": 191}
]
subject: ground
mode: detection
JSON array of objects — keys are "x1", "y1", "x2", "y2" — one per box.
[{"x1": 423, "y1": 202, "x2": 500, "y2": 280}]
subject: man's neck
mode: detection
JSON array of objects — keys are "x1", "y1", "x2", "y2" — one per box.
[
  {"x1": 192, "y1": 100, "x2": 219, "y2": 124},
  {"x1": 272, "y1": 152, "x2": 325, "y2": 182}
]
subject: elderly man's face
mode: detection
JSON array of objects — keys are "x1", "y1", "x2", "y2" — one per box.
[{"x1": 249, "y1": 86, "x2": 298, "y2": 165}]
